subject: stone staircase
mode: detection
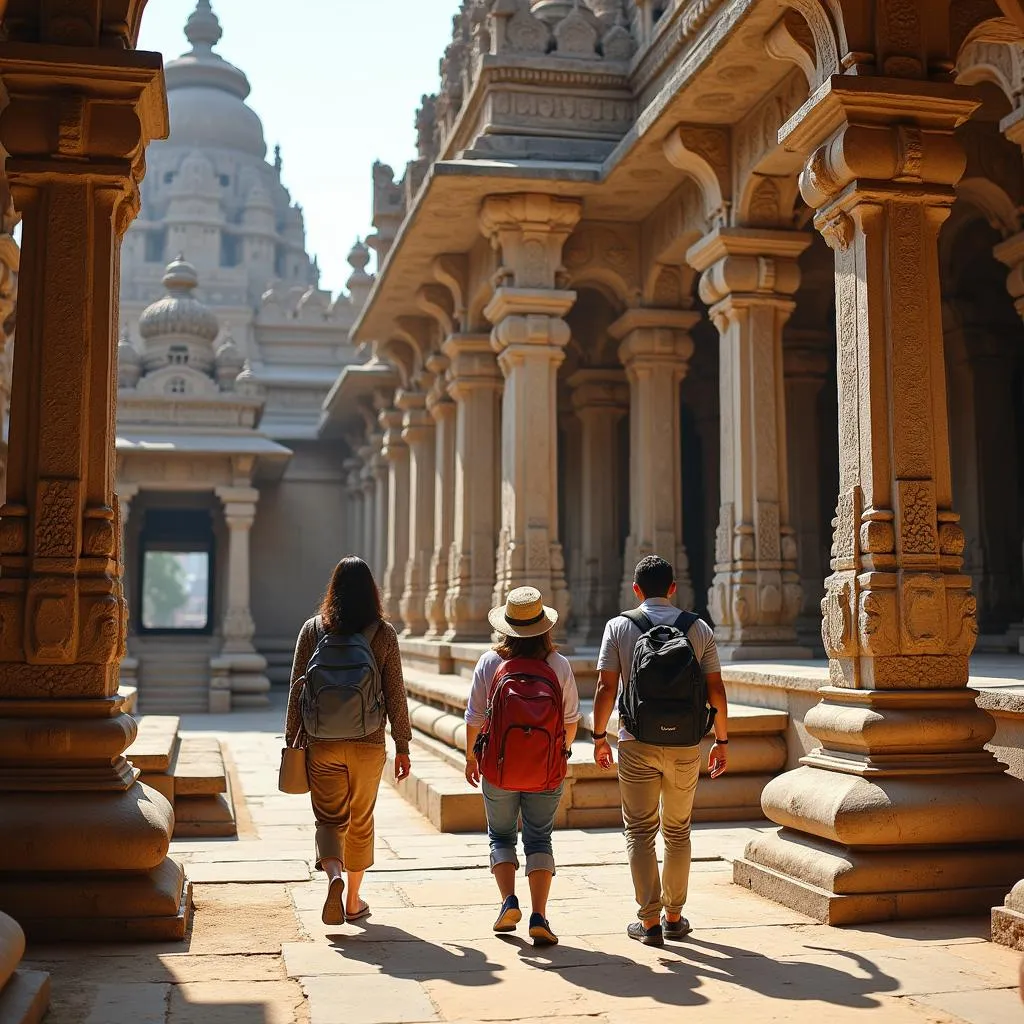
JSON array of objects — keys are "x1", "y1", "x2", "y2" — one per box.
[
  {"x1": 130, "y1": 636, "x2": 218, "y2": 714},
  {"x1": 124, "y1": 707, "x2": 237, "y2": 839},
  {"x1": 386, "y1": 662, "x2": 788, "y2": 833},
  {"x1": 0, "y1": 913, "x2": 47, "y2": 1024}
]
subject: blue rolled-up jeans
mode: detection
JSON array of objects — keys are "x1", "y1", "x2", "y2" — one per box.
[{"x1": 481, "y1": 778, "x2": 564, "y2": 876}]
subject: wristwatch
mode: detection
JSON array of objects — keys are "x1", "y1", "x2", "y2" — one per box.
[
  {"x1": 592, "y1": 731, "x2": 607, "y2": 741},
  {"x1": 715, "y1": 738, "x2": 729, "y2": 745}
]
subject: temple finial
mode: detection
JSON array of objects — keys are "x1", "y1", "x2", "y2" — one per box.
[{"x1": 185, "y1": 0, "x2": 223, "y2": 51}]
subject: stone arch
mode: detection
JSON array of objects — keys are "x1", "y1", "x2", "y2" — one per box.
[
  {"x1": 466, "y1": 279, "x2": 494, "y2": 332},
  {"x1": 662, "y1": 126, "x2": 730, "y2": 226},
  {"x1": 375, "y1": 336, "x2": 419, "y2": 389},
  {"x1": 736, "y1": 173, "x2": 804, "y2": 229},
  {"x1": 765, "y1": 0, "x2": 844, "y2": 89}
]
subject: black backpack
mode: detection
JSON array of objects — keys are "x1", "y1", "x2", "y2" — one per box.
[
  {"x1": 300, "y1": 619, "x2": 384, "y2": 741},
  {"x1": 618, "y1": 609, "x2": 715, "y2": 747}
]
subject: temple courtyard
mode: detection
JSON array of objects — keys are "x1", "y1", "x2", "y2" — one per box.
[{"x1": 13, "y1": 695, "x2": 1020, "y2": 1024}]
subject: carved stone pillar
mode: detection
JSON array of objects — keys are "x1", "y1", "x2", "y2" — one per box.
[
  {"x1": 734, "y1": 78, "x2": 1024, "y2": 924},
  {"x1": 379, "y1": 407, "x2": 409, "y2": 627},
  {"x1": 360, "y1": 438, "x2": 379, "y2": 573},
  {"x1": 399, "y1": 390, "x2": 435, "y2": 637},
  {"x1": 688, "y1": 227, "x2": 810, "y2": 660},
  {"x1": 443, "y1": 333, "x2": 502, "y2": 641},
  {"x1": 481, "y1": 194, "x2": 582, "y2": 626},
  {"x1": 568, "y1": 369, "x2": 629, "y2": 643},
  {"x1": 344, "y1": 457, "x2": 365, "y2": 559},
  {"x1": 0, "y1": 47, "x2": 190, "y2": 939},
  {"x1": 783, "y1": 338, "x2": 831, "y2": 648},
  {"x1": 212, "y1": 487, "x2": 269, "y2": 711},
  {"x1": 425, "y1": 363, "x2": 456, "y2": 638},
  {"x1": 372, "y1": 444, "x2": 390, "y2": 585},
  {"x1": 610, "y1": 308, "x2": 697, "y2": 610}
]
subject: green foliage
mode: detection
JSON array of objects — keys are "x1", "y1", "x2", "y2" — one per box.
[{"x1": 142, "y1": 551, "x2": 190, "y2": 628}]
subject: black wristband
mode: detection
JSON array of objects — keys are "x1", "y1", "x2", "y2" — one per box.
[
  {"x1": 592, "y1": 731, "x2": 607, "y2": 741},
  {"x1": 715, "y1": 738, "x2": 728, "y2": 745}
]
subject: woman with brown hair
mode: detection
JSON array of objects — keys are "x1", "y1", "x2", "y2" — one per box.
[
  {"x1": 285, "y1": 556, "x2": 412, "y2": 926},
  {"x1": 464, "y1": 587, "x2": 581, "y2": 947}
]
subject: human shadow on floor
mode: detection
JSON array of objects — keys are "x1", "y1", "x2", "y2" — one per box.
[
  {"x1": 497, "y1": 934, "x2": 708, "y2": 1007},
  {"x1": 326, "y1": 921, "x2": 505, "y2": 987},
  {"x1": 499, "y1": 931, "x2": 899, "y2": 1009},
  {"x1": 655, "y1": 934, "x2": 899, "y2": 1007}
]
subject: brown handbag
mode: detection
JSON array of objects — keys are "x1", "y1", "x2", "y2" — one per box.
[{"x1": 278, "y1": 728, "x2": 309, "y2": 795}]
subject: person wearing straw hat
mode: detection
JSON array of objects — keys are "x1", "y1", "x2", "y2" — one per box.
[{"x1": 464, "y1": 587, "x2": 581, "y2": 947}]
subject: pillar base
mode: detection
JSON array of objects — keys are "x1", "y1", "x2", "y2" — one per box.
[
  {"x1": 718, "y1": 643, "x2": 814, "y2": 662},
  {"x1": 993, "y1": 879, "x2": 1024, "y2": 950},
  {"x1": 0, "y1": 857, "x2": 191, "y2": 942},
  {"x1": 734, "y1": 828, "x2": 1024, "y2": 925}
]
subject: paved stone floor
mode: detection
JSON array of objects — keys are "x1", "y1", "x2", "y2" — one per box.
[{"x1": 22, "y1": 701, "x2": 1024, "y2": 1024}]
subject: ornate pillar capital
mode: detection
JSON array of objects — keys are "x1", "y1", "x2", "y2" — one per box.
[
  {"x1": 610, "y1": 308, "x2": 697, "y2": 376},
  {"x1": 779, "y1": 78, "x2": 980, "y2": 249},
  {"x1": 687, "y1": 227, "x2": 809, "y2": 323},
  {"x1": 479, "y1": 193, "x2": 582, "y2": 290},
  {"x1": 567, "y1": 368, "x2": 629, "y2": 416}
]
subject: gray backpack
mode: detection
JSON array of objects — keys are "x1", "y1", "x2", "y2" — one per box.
[{"x1": 300, "y1": 618, "x2": 384, "y2": 740}]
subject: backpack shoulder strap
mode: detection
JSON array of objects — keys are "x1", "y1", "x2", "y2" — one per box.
[
  {"x1": 622, "y1": 609, "x2": 653, "y2": 633},
  {"x1": 361, "y1": 620, "x2": 381, "y2": 646},
  {"x1": 673, "y1": 610, "x2": 701, "y2": 634}
]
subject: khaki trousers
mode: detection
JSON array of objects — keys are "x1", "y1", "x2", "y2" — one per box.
[
  {"x1": 617, "y1": 740, "x2": 700, "y2": 921},
  {"x1": 306, "y1": 740, "x2": 386, "y2": 872}
]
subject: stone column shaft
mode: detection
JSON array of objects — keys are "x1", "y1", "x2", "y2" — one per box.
[
  {"x1": 443, "y1": 333, "x2": 502, "y2": 641},
  {"x1": 399, "y1": 390, "x2": 435, "y2": 637},
  {"x1": 379, "y1": 408, "x2": 409, "y2": 628},
  {"x1": 372, "y1": 451, "x2": 389, "y2": 585},
  {"x1": 568, "y1": 370, "x2": 629, "y2": 642},
  {"x1": 480, "y1": 194, "x2": 583, "y2": 628},
  {"x1": 360, "y1": 454, "x2": 377, "y2": 574},
  {"x1": 610, "y1": 308, "x2": 697, "y2": 610},
  {"x1": 216, "y1": 487, "x2": 258, "y2": 654},
  {"x1": 734, "y1": 77, "x2": 1024, "y2": 925},
  {"x1": 0, "y1": 47, "x2": 189, "y2": 939},
  {"x1": 783, "y1": 340, "x2": 831, "y2": 643},
  {"x1": 688, "y1": 227, "x2": 810, "y2": 660},
  {"x1": 344, "y1": 458, "x2": 365, "y2": 559},
  {"x1": 425, "y1": 373, "x2": 456, "y2": 638}
]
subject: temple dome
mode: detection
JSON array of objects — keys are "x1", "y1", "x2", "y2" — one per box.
[
  {"x1": 139, "y1": 256, "x2": 220, "y2": 344},
  {"x1": 163, "y1": 1, "x2": 267, "y2": 159}
]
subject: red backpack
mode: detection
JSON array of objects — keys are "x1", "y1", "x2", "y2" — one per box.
[{"x1": 474, "y1": 657, "x2": 568, "y2": 793}]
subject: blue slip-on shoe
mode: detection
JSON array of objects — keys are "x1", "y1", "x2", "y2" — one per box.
[
  {"x1": 493, "y1": 894, "x2": 522, "y2": 932},
  {"x1": 528, "y1": 911, "x2": 558, "y2": 947}
]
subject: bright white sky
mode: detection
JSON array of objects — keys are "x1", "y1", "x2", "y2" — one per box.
[{"x1": 137, "y1": 0, "x2": 458, "y2": 297}]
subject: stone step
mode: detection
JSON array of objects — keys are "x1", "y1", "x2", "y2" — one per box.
[
  {"x1": 0, "y1": 969, "x2": 49, "y2": 1024},
  {"x1": 125, "y1": 715, "x2": 180, "y2": 773},
  {"x1": 118, "y1": 684, "x2": 138, "y2": 715},
  {"x1": 171, "y1": 736, "x2": 228, "y2": 797},
  {"x1": 172, "y1": 772, "x2": 237, "y2": 839},
  {"x1": 393, "y1": 666, "x2": 790, "y2": 832}
]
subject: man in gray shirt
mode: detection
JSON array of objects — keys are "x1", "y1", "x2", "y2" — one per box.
[{"x1": 592, "y1": 555, "x2": 729, "y2": 947}]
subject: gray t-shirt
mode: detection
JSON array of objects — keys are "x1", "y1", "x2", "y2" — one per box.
[{"x1": 596, "y1": 598, "x2": 721, "y2": 743}]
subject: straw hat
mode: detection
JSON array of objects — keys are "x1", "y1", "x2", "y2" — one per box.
[{"x1": 487, "y1": 586, "x2": 558, "y2": 638}]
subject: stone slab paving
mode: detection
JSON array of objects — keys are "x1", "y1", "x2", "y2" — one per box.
[{"x1": 20, "y1": 704, "x2": 1024, "y2": 1023}]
